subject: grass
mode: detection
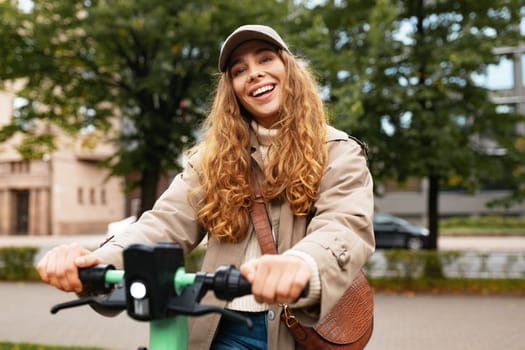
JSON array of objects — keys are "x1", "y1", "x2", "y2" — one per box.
[
  {"x1": 0, "y1": 343, "x2": 106, "y2": 350},
  {"x1": 439, "y1": 215, "x2": 525, "y2": 236},
  {"x1": 370, "y1": 277, "x2": 525, "y2": 296}
]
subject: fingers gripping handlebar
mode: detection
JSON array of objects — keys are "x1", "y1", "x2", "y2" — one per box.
[
  {"x1": 51, "y1": 242, "x2": 309, "y2": 329},
  {"x1": 51, "y1": 243, "x2": 258, "y2": 326},
  {"x1": 51, "y1": 243, "x2": 258, "y2": 327}
]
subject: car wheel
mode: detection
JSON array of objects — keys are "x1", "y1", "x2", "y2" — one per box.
[{"x1": 405, "y1": 237, "x2": 424, "y2": 250}]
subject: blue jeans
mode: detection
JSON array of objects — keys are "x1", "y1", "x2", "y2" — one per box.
[{"x1": 210, "y1": 311, "x2": 267, "y2": 350}]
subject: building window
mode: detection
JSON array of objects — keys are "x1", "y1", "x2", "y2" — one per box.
[
  {"x1": 10, "y1": 161, "x2": 30, "y2": 174},
  {"x1": 90, "y1": 188, "x2": 96, "y2": 205},
  {"x1": 473, "y1": 55, "x2": 514, "y2": 90},
  {"x1": 100, "y1": 188, "x2": 106, "y2": 205},
  {"x1": 522, "y1": 54, "x2": 525, "y2": 88},
  {"x1": 78, "y1": 187, "x2": 83, "y2": 205},
  {"x1": 521, "y1": 7, "x2": 525, "y2": 36},
  {"x1": 495, "y1": 104, "x2": 516, "y2": 114},
  {"x1": 130, "y1": 198, "x2": 141, "y2": 217},
  {"x1": 495, "y1": 104, "x2": 519, "y2": 133}
]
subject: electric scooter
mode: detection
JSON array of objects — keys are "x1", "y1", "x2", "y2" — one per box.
[{"x1": 51, "y1": 242, "x2": 254, "y2": 350}]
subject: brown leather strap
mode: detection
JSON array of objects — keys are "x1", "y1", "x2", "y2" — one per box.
[{"x1": 249, "y1": 172, "x2": 277, "y2": 255}]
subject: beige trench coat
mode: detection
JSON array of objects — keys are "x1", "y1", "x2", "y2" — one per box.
[{"x1": 94, "y1": 125, "x2": 375, "y2": 350}]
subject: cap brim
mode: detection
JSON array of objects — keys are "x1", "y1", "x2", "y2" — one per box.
[{"x1": 219, "y1": 26, "x2": 289, "y2": 72}]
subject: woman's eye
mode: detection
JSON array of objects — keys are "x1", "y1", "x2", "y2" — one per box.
[
  {"x1": 232, "y1": 67, "x2": 246, "y2": 76},
  {"x1": 261, "y1": 55, "x2": 273, "y2": 63}
]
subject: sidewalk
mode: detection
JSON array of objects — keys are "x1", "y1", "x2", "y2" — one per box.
[
  {"x1": 2, "y1": 281, "x2": 524, "y2": 350},
  {"x1": 367, "y1": 293, "x2": 525, "y2": 350}
]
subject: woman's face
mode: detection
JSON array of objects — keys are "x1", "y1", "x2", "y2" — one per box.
[{"x1": 229, "y1": 40, "x2": 286, "y2": 128}]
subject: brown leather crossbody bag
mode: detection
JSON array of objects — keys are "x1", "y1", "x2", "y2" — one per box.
[{"x1": 249, "y1": 179, "x2": 374, "y2": 349}]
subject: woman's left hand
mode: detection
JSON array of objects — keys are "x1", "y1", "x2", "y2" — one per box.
[{"x1": 240, "y1": 254, "x2": 311, "y2": 304}]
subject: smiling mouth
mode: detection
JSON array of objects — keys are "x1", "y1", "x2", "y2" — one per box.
[{"x1": 252, "y1": 84, "x2": 275, "y2": 97}]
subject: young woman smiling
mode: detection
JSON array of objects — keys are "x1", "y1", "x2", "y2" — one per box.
[{"x1": 37, "y1": 25, "x2": 375, "y2": 350}]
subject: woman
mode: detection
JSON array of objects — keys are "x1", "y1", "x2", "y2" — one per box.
[{"x1": 38, "y1": 24, "x2": 375, "y2": 350}]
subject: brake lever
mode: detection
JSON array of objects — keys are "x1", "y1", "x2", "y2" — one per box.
[
  {"x1": 51, "y1": 296, "x2": 100, "y2": 314},
  {"x1": 167, "y1": 301, "x2": 253, "y2": 329},
  {"x1": 51, "y1": 282, "x2": 127, "y2": 314}
]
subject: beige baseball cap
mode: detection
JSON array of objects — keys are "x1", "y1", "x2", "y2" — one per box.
[{"x1": 218, "y1": 24, "x2": 290, "y2": 72}]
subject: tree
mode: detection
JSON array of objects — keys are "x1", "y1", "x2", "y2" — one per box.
[
  {"x1": 306, "y1": 0, "x2": 525, "y2": 248},
  {"x1": 0, "y1": 0, "x2": 289, "y2": 214}
]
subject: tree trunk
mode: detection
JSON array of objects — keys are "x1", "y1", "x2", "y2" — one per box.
[
  {"x1": 424, "y1": 174, "x2": 444, "y2": 278},
  {"x1": 139, "y1": 167, "x2": 161, "y2": 216},
  {"x1": 427, "y1": 174, "x2": 440, "y2": 250}
]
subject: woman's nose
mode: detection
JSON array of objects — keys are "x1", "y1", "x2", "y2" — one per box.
[{"x1": 249, "y1": 69, "x2": 264, "y2": 81}]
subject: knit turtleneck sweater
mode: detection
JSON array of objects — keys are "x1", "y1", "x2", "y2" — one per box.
[
  {"x1": 250, "y1": 120, "x2": 277, "y2": 162},
  {"x1": 226, "y1": 121, "x2": 321, "y2": 312}
]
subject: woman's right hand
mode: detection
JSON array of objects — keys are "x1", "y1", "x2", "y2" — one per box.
[{"x1": 37, "y1": 243, "x2": 102, "y2": 293}]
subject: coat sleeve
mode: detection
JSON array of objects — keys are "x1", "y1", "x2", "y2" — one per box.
[
  {"x1": 92, "y1": 156, "x2": 206, "y2": 268},
  {"x1": 290, "y1": 135, "x2": 375, "y2": 325}
]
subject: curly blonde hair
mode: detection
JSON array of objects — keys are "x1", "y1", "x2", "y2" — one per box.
[{"x1": 190, "y1": 50, "x2": 328, "y2": 242}]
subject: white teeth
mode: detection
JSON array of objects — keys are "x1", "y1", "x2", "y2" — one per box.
[{"x1": 252, "y1": 85, "x2": 274, "y2": 97}]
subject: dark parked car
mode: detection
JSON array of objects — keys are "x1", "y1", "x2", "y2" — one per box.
[{"x1": 373, "y1": 213, "x2": 429, "y2": 250}]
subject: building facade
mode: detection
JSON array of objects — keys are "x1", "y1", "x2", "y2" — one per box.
[{"x1": 0, "y1": 84, "x2": 124, "y2": 236}]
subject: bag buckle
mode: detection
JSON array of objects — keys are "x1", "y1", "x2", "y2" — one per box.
[{"x1": 281, "y1": 304, "x2": 297, "y2": 328}]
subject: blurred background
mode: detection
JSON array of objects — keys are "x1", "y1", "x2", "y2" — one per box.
[{"x1": 0, "y1": 0, "x2": 524, "y2": 349}]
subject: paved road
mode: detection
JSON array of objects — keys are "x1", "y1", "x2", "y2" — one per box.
[
  {"x1": 2, "y1": 281, "x2": 524, "y2": 350},
  {"x1": 1, "y1": 281, "x2": 147, "y2": 350}
]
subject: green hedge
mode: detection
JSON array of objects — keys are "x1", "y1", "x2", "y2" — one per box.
[
  {"x1": 440, "y1": 215, "x2": 525, "y2": 235},
  {"x1": 365, "y1": 249, "x2": 525, "y2": 294},
  {"x1": 370, "y1": 277, "x2": 525, "y2": 295},
  {"x1": 365, "y1": 249, "x2": 525, "y2": 279},
  {"x1": 440, "y1": 215, "x2": 525, "y2": 229},
  {"x1": 0, "y1": 247, "x2": 39, "y2": 281},
  {"x1": 0, "y1": 246, "x2": 206, "y2": 281},
  {"x1": 184, "y1": 247, "x2": 206, "y2": 273}
]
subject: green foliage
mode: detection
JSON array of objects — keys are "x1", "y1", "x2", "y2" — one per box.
[
  {"x1": 0, "y1": 0, "x2": 291, "y2": 213},
  {"x1": 440, "y1": 215, "x2": 525, "y2": 235},
  {"x1": 184, "y1": 247, "x2": 206, "y2": 273},
  {"x1": 370, "y1": 276, "x2": 525, "y2": 295},
  {"x1": 440, "y1": 215, "x2": 525, "y2": 229},
  {"x1": 299, "y1": 0, "x2": 525, "y2": 248},
  {"x1": 377, "y1": 249, "x2": 445, "y2": 279},
  {"x1": 2, "y1": 0, "x2": 524, "y2": 224},
  {"x1": 0, "y1": 247, "x2": 39, "y2": 281}
]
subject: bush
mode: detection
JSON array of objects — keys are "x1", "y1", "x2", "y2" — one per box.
[
  {"x1": 365, "y1": 249, "x2": 525, "y2": 294},
  {"x1": 440, "y1": 215, "x2": 525, "y2": 235},
  {"x1": 0, "y1": 247, "x2": 40, "y2": 281},
  {"x1": 370, "y1": 276, "x2": 525, "y2": 295},
  {"x1": 184, "y1": 247, "x2": 206, "y2": 273},
  {"x1": 440, "y1": 215, "x2": 525, "y2": 229}
]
